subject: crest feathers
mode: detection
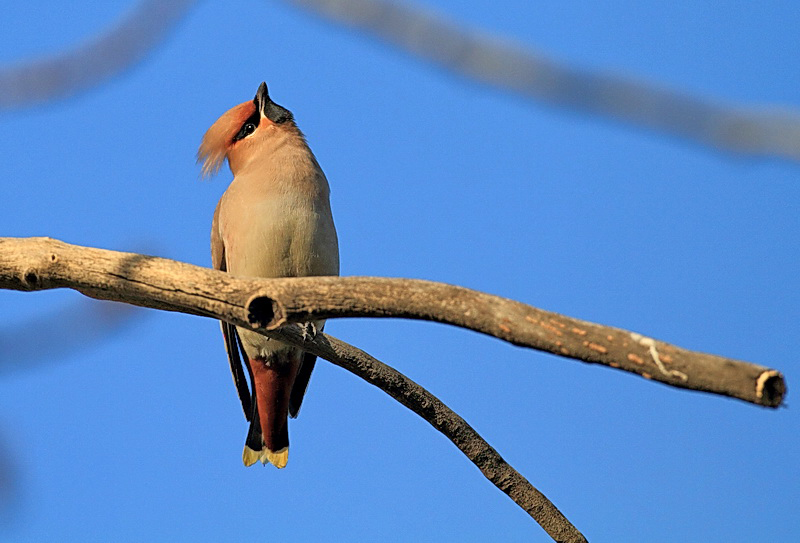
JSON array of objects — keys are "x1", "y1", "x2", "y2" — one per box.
[{"x1": 197, "y1": 100, "x2": 256, "y2": 177}]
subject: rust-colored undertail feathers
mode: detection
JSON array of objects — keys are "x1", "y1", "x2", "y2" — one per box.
[{"x1": 242, "y1": 351, "x2": 300, "y2": 469}]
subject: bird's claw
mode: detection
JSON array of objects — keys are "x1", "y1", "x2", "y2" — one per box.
[{"x1": 300, "y1": 322, "x2": 318, "y2": 342}]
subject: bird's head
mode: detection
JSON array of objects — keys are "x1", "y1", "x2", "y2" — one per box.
[{"x1": 198, "y1": 82, "x2": 296, "y2": 177}]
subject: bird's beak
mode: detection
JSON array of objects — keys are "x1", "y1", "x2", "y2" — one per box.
[
  {"x1": 252, "y1": 81, "x2": 292, "y2": 124},
  {"x1": 254, "y1": 82, "x2": 269, "y2": 116}
]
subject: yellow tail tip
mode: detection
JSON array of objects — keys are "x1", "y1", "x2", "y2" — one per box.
[
  {"x1": 243, "y1": 446, "x2": 261, "y2": 467},
  {"x1": 261, "y1": 447, "x2": 289, "y2": 469},
  {"x1": 242, "y1": 446, "x2": 289, "y2": 468}
]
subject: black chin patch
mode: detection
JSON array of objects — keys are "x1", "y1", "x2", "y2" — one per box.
[{"x1": 264, "y1": 101, "x2": 293, "y2": 124}]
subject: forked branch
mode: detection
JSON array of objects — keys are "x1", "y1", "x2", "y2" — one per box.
[
  {"x1": 0, "y1": 236, "x2": 589, "y2": 541},
  {"x1": 1, "y1": 237, "x2": 791, "y2": 538}
]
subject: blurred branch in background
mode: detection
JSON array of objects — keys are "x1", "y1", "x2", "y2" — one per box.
[
  {"x1": 0, "y1": 0, "x2": 196, "y2": 109},
  {"x1": 0, "y1": 431, "x2": 19, "y2": 525},
  {"x1": 0, "y1": 299, "x2": 145, "y2": 522},
  {"x1": 0, "y1": 299, "x2": 145, "y2": 375},
  {"x1": 2, "y1": 0, "x2": 798, "y2": 160},
  {"x1": 288, "y1": 0, "x2": 800, "y2": 161}
]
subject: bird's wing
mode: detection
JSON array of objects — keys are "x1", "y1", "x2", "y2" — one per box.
[
  {"x1": 289, "y1": 351, "x2": 316, "y2": 418},
  {"x1": 212, "y1": 200, "x2": 253, "y2": 421}
]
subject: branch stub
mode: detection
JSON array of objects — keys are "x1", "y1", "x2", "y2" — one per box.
[{"x1": 245, "y1": 294, "x2": 281, "y2": 329}]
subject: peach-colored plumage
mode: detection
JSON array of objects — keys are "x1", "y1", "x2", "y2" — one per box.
[
  {"x1": 200, "y1": 82, "x2": 339, "y2": 468},
  {"x1": 198, "y1": 101, "x2": 256, "y2": 177}
]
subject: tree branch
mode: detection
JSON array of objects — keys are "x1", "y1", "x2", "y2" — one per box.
[
  {"x1": 0, "y1": 300, "x2": 144, "y2": 375},
  {"x1": 0, "y1": 0, "x2": 196, "y2": 109},
  {"x1": 269, "y1": 326, "x2": 586, "y2": 542},
  {"x1": 287, "y1": 0, "x2": 800, "y2": 162},
  {"x1": 244, "y1": 278, "x2": 786, "y2": 408},
  {"x1": 3, "y1": 0, "x2": 799, "y2": 162},
  {"x1": 0, "y1": 237, "x2": 784, "y2": 409},
  {"x1": 0, "y1": 237, "x2": 588, "y2": 542}
]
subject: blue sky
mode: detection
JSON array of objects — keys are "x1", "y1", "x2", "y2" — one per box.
[{"x1": 1, "y1": 1, "x2": 798, "y2": 541}]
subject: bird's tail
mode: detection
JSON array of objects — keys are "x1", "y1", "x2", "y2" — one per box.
[
  {"x1": 242, "y1": 416, "x2": 289, "y2": 468},
  {"x1": 242, "y1": 352, "x2": 299, "y2": 468}
]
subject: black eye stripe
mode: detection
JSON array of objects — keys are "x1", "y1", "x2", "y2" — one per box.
[{"x1": 232, "y1": 111, "x2": 261, "y2": 142}]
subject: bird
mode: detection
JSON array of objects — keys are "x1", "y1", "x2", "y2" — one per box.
[{"x1": 198, "y1": 82, "x2": 339, "y2": 468}]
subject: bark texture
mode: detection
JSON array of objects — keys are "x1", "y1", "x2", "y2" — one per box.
[{"x1": 245, "y1": 278, "x2": 786, "y2": 407}]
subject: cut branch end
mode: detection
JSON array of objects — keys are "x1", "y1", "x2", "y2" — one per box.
[
  {"x1": 756, "y1": 370, "x2": 786, "y2": 407},
  {"x1": 245, "y1": 294, "x2": 281, "y2": 329}
]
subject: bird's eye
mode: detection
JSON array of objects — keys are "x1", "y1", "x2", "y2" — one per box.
[{"x1": 233, "y1": 119, "x2": 259, "y2": 143}]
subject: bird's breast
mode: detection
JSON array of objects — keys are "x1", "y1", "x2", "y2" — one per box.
[{"x1": 218, "y1": 180, "x2": 338, "y2": 280}]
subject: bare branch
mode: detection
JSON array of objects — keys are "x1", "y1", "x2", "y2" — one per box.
[
  {"x1": 0, "y1": 0, "x2": 196, "y2": 109},
  {"x1": 268, "y1": 325, "x2": 587, "y2": 542},
  {"x1": 0, "y1": 237, "x2": 784, "y2": 409},
  {"x1": 0, "y1": 237, "x2": 588, "y2": 542},
  {"x1": 244, "y1": 278, "x2": 786, "y2": 408},
  {"x1": 286, "y1": 0, "x2": 800, "y2": 162}
]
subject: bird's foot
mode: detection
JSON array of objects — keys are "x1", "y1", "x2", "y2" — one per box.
[{"x1": 300, "y1": 322, "x2": 318, "y2": 342}]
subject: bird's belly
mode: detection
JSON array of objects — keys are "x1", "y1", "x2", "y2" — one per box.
[{"x1": 220, "y1": 195, "x2": 338, "y2": 358}]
